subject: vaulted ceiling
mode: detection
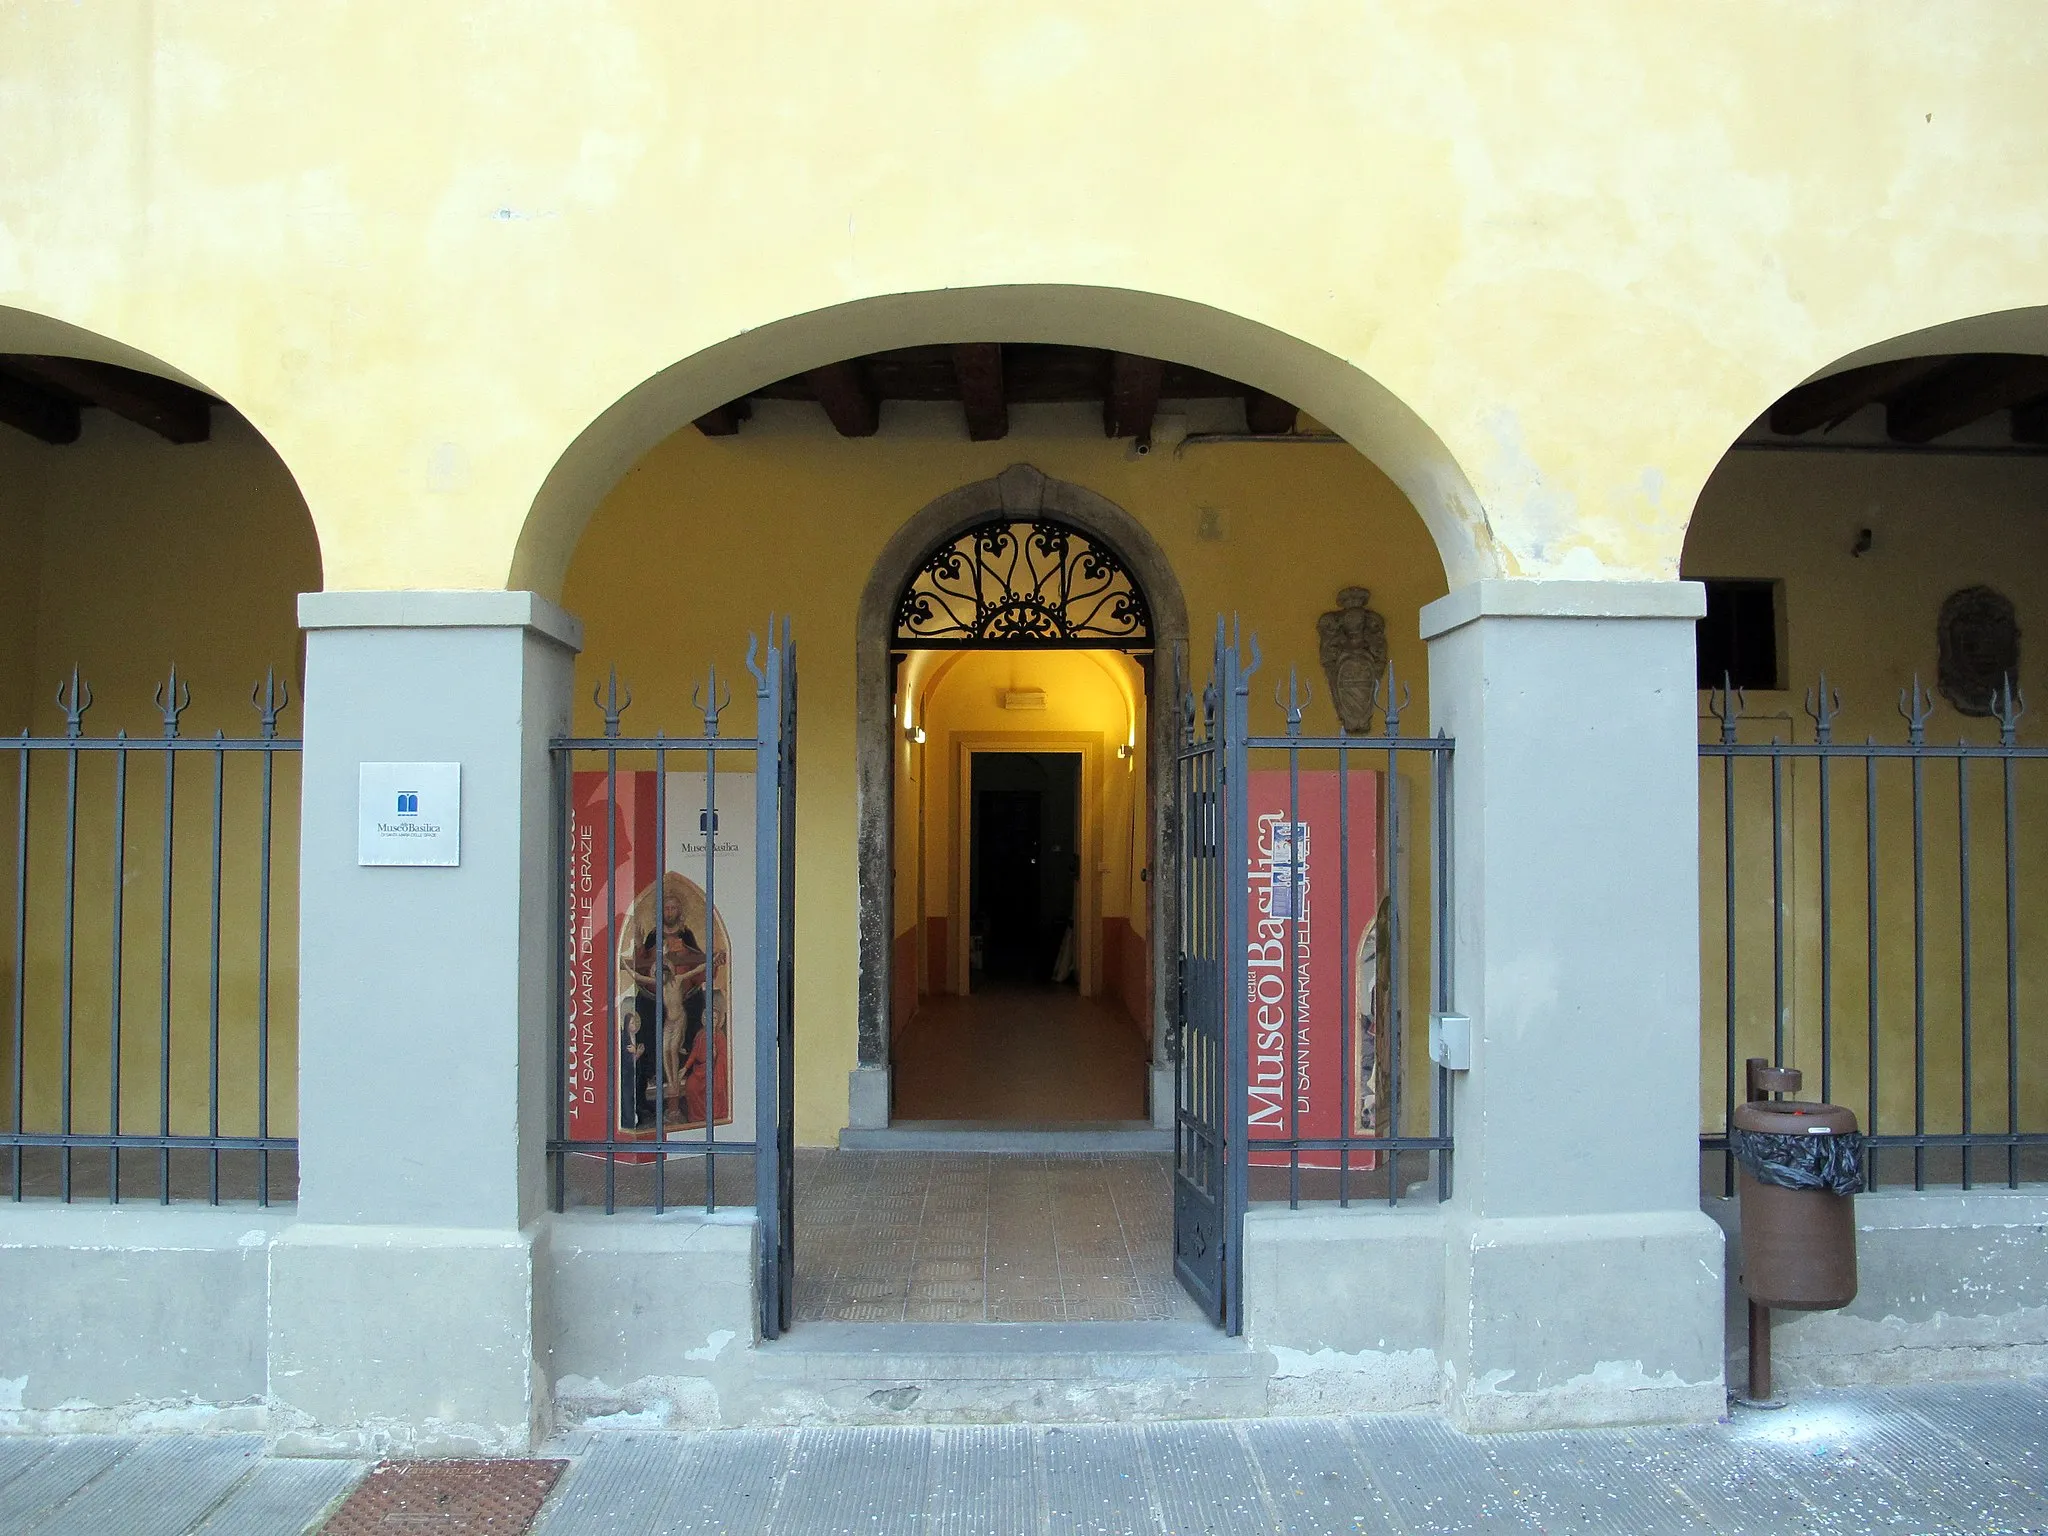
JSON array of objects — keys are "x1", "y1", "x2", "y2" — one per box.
[
  {"x1": 1769, "y1": 352, "x2": 2048, "y2": 444},
  {"x1": 10, "y1": 345, "x2": 2042, "y2": 455},
  {"x1": 692, "y1": 343, "x2": 1301, "y2": 446}
]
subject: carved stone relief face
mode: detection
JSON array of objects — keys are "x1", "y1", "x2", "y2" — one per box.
[
  {"x1": 1936, "y1": 585, "x2": 2020, "y2": 718},
  {"x1": 1316, "y1": 586, "x2": 1389, "y2": 735}
]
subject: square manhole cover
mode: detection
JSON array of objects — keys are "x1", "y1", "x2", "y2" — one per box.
[{"x1": 320, "y1": 1459, "x2": 566, "y2": 1534}]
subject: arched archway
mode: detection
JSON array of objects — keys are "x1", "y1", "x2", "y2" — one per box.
[
  {"x1": 513, "y1": 284, "x2": 1498, "y2": 598},
  {"x1": 0, "y1": 304, "x2": 323, "y2": 1205},
  {"x1": 547, "y1": 288, "x2": 1460, "y2": 1154},
  {"x1": 1683, "y1": 305, "x2": 2048, "y2": 1204},
  {"x1": 852, "y1": 464, "x2": 1190, "y2": 1127}
]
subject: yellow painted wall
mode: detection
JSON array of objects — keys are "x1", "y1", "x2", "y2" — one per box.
[
  {"x1": 1685, "y1": 449, "x2": 2048, "y2": 1142},
  {"x1": 0, "y1": 427, "x2": 50, "y2": 1049},
  {"x1": 5, "y1": 5, "x2": 2048, "y2": 593},
  {"x1": 3, "y1": 412, "x2": 319, "y2": 1143},
  {"x1": 561, "y1": 402, "x2": 1447, "y2": 1143}
]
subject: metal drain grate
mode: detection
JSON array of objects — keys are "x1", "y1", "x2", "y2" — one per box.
[{"x1": 318, "y1": 1459, "x2": 566, "y2": 1534}]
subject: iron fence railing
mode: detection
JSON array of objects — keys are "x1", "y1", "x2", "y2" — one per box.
[
  {"x1": 1237, "y1": 662, "x2": 1454, "y2": 1209},
  {"x1": 1701, "y1": 676, "x2": 2047, "y2": 1192},
  {"x1": 547, "y1": 628, "x2": 797, "y2": 1316},
  {"x1": 3, "y1": 668, "x2": 299, "y2": 1205}
]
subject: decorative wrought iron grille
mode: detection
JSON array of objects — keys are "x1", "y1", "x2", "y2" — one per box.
[{"x1": 894, "y1": 518, "x2": 1151, "y2": 648}]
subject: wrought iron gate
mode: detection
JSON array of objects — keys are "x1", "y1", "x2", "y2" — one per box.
[
  {"x1": 755, "y1": 624, "x2": 798, "y2": 1337},
  {"x1": 1171, "y1": 623, "x2": 1251, "y2": 1330},
  {"x1": 1171, "y1": 619, "x2": 1457, "y2": 1333},
  {"x1": 549, "y1": 624, "x2": 799, "y2": 1342}
]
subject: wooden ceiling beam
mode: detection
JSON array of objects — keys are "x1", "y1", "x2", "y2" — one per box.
[
  {"x1": 1244, "y1": 390, "x2": 1297, "y2": 435},
  {"x1": 806, "y1": 361, "x2": 880, "y2": 437},
  {"x1": 2011, "y1": 394, "x2": 2048, "y2": 446},
  {"x1": 1886, "y1": 354, "x2": 2048, "y2": 443},
  {"x1": 692, "y1": 398, "x2": 752, "y2": 436},
  {"x1": 1104, "y1": 353, "x2": 1161, "y2": 445},
  {"x1": 951, "y1": 344, "x2": 1008, "y2": 441},
  {"x1": 0, "y1": 368, "x2": 82, "y2": 444},
  {"x1": 3, "y1": 355, "x2": 212, "y2": 443},
  {"x1": 1767, "y1": 357, "x2": 1949, "y2": 436}
]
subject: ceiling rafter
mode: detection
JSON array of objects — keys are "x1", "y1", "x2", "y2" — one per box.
[
  {"x1": 1244, "y1": 390, "x2": 1298, "y2": 435},
  {"x1": 693, "y1": 344, "x2": 1304, "y2": 441},
  {"x1": 951, "y1": 344, "x2": 1007, "y2": 441},
  {"x1": 0, "y1": 368, "x2": 82, "y2": 444},
  {"x1": 1885, "y1": 355, "x2": 2048, "y2": 444},
  {"x1": 1104, "y1": 353, "x2": 1162, "y2": 446},
  {"x1": 0, "y1": 355, "x2": 213, "y2": 444},
  {"x1": 692, "y1": 399, "x2": 752, "y2": 437},
  {"x1": 1767, "y1": 357, "x2": 1950, "y2": 436},
  {"x1": 2011, "y1": 395, "x2": 2048, "y2": 446},
  {"x1": 806, "y1": 360, "x2": 880, "y2": 437}
]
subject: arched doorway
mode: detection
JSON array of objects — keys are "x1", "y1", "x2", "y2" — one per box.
[
  {"x1": 856, "y1": 466, "x2": 1188, "y2": 1130},
  {"x1": 856, "y1": 462, "x2": 1196, "y2": 1138}
]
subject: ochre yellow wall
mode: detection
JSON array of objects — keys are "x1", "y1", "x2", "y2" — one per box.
[
  {"x1": 0, "y1": 427, "x2": 49, "y2": 1051},
  {"x1": 3, "y1": 412, "x2": 318, "y2": 1142},
  {"x1": 6, "y1": 5, "x2": 2048, "y2": 592},
  {"x1": 561, "y1": 404, "x2": 1447, "y2": 1142},
  {"x1": 1685, "y1": 450, "x2": 2048, "y2": 1141}
]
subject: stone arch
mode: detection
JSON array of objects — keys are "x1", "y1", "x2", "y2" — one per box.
[
  {"x1": 0, "y1": 302, "x2": 324, "y2": 586},
  {"x1": 0, "y1": 303, "x2": 324, "y2": 730},
  {"x1": 851, "y1": 464, "x2": 1190, "y2": 1126},
  {"x1": 1683, "y1": 302, "x2": 2048, "y2": 551},
  {"x1": 510, "y1": 284, "x2": 1499, "y2": 598}
]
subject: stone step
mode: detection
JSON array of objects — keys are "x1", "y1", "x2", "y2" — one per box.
[{"x1": 732, "y1": 1320, "x2": 1271, "y2": 1426}]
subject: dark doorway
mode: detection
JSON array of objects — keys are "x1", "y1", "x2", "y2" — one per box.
[{"x1": 969, "y1": 752, "x2": 1080, "y2": 986}]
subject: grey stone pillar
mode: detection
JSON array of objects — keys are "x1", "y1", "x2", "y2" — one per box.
[
  {"x1": 268, "y1": 591, "x2": 579, "y2": 1455},
  {"x1": 1423, "y1": 579, "x2": 1724, "y2": 1430}
]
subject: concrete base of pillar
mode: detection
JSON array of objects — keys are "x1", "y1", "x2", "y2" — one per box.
[
  {"x1": 1443, "y1": 1210, "x2": 1726, "y2": 1432},
  {"x1": 267, "y1": 1223, "x2": 544, "y2": 1457},
  {"x1": 848, "y1": 1066, "x2": 891, "y2": 1130},
  {"x1": 1241, "y1": 1207, "x2": 1444, "y2": 1415},
  {"x1": 0, "y1": 1205, "x2": 280, "y2": 1435},
  {"x1": 545, "y1": 1210, "x2": 757, "y2": 1431}
]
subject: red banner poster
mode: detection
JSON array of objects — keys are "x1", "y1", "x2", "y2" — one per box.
[
  {"x1": 1246, "y1": 768, "x2": 1389, "y2": 1170},
  {"x1": 566, "y1": 771, "x2": 735, "y2": 1156}
]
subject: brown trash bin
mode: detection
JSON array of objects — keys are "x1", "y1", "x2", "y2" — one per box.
[{"x1": 1733, "y1": 1095, "x2": 1859, "y2": 1311}]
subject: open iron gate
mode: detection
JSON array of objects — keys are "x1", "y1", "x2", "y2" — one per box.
[
  {"x1": 549, "y1": 624, "x2": 798, "y2": 1343},
  {"x1": 754, "y1": 624, "x2": 799, "y2": 1338},
  {"x1": 1171, "y1": 622, "x2": 1252, "y2": 1332}
]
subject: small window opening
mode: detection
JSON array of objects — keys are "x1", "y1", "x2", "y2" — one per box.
[{"x1": 1697, "y1": 578, "x2": 1782, "y2": 691}]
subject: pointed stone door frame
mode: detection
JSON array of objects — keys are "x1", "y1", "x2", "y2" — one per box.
[{"x1": 850, "y1": 463, "x2": 1191, "y2": 1129}]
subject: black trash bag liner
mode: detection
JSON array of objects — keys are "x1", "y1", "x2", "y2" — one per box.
[{"x1": 1731, "y1": 1126, "x2": 1865, "y2": 1195}]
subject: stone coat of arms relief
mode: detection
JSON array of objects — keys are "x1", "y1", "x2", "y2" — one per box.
[{"x1": 1316, "y1": 586, "x2": 1389, "y2": 735}]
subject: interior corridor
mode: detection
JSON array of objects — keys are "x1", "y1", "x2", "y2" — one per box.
[{"x1": 889, "y1": 987, "x2": 1149, "y2": 1122}]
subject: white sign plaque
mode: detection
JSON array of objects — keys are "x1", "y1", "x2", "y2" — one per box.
[{"x1": 358, "y1": 762, "x2": 461, "y2": 867}]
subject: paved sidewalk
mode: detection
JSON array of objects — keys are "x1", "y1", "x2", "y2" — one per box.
[{"x1": 0, "y1": 1379, "x2": 2042, "y2": 1534}]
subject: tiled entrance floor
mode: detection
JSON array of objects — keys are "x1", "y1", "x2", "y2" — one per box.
[
  {"x1": 793, "y1": 1150, "x2": 1204, "y2": 1325},
  {"x1": 889, "y1": 986, "x2": 1148, "y2": 1121}
]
